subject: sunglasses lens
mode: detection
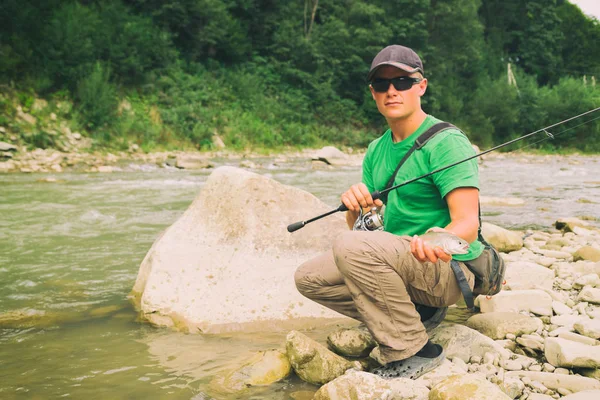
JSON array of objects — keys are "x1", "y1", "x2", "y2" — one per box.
[
  {"x1": 392, "y1": 79, "x2": 413, "y2": 91},
  {"x1": 372, "y1": 80, "x2": 390, "y2": 92}
]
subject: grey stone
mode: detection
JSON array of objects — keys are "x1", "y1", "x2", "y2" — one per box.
[
  {"x1": 545, "y1": 337, "x2": 600, "y2": 369},
  {"x1": 313, "y1": 370, "x2": 429, "y2": 400},
  {"x1": 481, "y1": 223, "x2": 523, "y2": 253},
  {"x1": 286, "y1": 330, "x2": 360, "y2": 385},
  {"x1": 0, "y1": 141, "x2": 17, "y2": 152},
  {"x1": 429, "y1": 374, "x2": 511, "y2": 400},
  {"x1": 429, "y1": 323, "x2": 510, "y2": 363},
  {"x1": 505, "y1": 371, "x2": 600, "y2": 393},
  {"x1": 327, "y1": 327, "x2": 376, "y2": 358}
]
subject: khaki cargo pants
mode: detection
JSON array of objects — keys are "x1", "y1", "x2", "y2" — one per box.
[{"x1": 294, "y1": 230, "x2": 475, "y2": 364}]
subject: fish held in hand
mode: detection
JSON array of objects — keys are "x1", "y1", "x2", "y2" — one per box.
[{"x1": 420, "y1": 232, "x2": 469, "y2": 255}]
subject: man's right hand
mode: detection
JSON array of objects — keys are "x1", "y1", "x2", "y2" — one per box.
[{"x1": 341, "y1": 183, "x2": 384, "y2": 212}]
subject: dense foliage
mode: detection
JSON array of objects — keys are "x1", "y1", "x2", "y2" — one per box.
[{"x1": 1, "y1": 0, "x2": 599, "y2": 151}]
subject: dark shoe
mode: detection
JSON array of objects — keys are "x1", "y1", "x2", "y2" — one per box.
[
  {"x1": 416, "y1": 304, "x2": 448, "y2": 332},
  {"x1": 371, "y1": 343, "x2": 445, "y2": 380}
]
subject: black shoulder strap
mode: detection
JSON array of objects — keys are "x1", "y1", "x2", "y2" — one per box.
[{"x1": 381, "y1": 122, "x2": 456, "y2": 203}]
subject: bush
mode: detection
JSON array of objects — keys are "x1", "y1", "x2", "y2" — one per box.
[{"x1": 76, "y1": 63, "x2": 118, "y2": 131}]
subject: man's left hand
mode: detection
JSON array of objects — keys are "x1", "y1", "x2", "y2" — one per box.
[{"x1": 410, "y1": 234, "x2": 452, "y2": 264}]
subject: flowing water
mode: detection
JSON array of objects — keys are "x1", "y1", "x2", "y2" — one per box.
[{"x1": 1, "y1": 154, "x2": 598, "y2": 399}]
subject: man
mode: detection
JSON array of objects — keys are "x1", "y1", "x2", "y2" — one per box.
[{"x1": 294, "y1": 45, "x2": 486, "y2": 379}]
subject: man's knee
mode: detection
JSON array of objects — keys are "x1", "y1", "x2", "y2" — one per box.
[{"x1": 294, "y1": 263, "x2": 312, "y2": 296}]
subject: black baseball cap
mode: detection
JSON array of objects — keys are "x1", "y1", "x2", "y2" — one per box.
[{"x1": 367, "y1": 45, "x2": 424, "y2": 82}]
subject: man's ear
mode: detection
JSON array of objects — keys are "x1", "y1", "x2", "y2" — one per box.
[
  {"x1": 369, "y1": 85, "x2": 376, "y2": 100},
  {"x1": 418, "y1": 78, "x2": 428, "y2": 97}
]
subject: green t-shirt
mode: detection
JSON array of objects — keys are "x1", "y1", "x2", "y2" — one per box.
[{"x1": 362, "y1": 115, "x2": 483, "y2": 261}]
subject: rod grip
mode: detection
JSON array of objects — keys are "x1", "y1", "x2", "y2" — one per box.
[
  {"x1": 287, "y1": 221, "x2": 306, "y2": 233},
  {"x1": 338, "y1": 190, "x2": 381, "y2": 213}
]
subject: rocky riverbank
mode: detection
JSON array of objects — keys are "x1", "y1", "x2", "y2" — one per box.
[
  {"x1": 207, "y1": 218, "x2": 600, "y2": 400},
  {"x1": 0, "y1": 142, "x2": 368, "y2": 173},
  {"x1": 126, "y1": 166, "x2": 600, "y2": 399}
]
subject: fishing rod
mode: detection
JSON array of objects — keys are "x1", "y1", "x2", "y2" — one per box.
[{"x1": 287, "y1": 106, "x2": 600, "y2": 233}]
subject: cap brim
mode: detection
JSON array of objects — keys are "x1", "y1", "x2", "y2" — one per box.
[{"x1": 367, "y1": 62, "x2": 422, "y2": 81}]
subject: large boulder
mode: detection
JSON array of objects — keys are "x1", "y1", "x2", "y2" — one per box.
[
  {"x1": 286, "y1": 330, "x2": 360, "y2": 385},
  {"x1": 130, "y1": 166, "x2": 349, "y2": 333},
  {"x1": 481, "y1": 223, "x2": 523, "y2": 253}
]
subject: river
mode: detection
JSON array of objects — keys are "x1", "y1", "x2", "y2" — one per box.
[{"x1": 0, "y1": 154, "x2": 598, "y2": 399}]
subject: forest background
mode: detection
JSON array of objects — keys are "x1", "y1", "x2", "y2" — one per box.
[{"x1": 1, "y1": 0, "x2": 599, "y2": 153}]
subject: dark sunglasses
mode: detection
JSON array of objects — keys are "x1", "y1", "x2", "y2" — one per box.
[{"x1": 370, "y1": 76, "x2": 422, "y2": 93}]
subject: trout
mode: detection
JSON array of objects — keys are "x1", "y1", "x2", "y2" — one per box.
[{"x1": 421, "y1": 231, "x2": 469, "y2": 255}]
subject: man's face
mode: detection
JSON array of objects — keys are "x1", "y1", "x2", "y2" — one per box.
[{"x1": 369, "y1": 66, "x2": 427, "y2": 122}]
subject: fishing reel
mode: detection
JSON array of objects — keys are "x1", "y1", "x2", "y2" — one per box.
[{"x1": 353, "y1": 206, "x2": 385, "y2": 231}]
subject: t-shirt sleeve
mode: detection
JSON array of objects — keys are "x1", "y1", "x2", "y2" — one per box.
[
  {"x1": 428, "y1": 131, "x2": 479, "y2": 198},
  {"x1": 362, "y1": 144, "x2": 375, "y2": 193}
]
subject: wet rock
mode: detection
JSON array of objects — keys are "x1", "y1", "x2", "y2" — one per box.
[
  {"x1": 131, "y1": 167, "x2": 349, "y2": 332},
  {"x1": 429, "y1": 323, "x2": 510, "y2": 362},
  {"x1": 313, "y1": 369, "x2": 429, "y2": 400},
  {"x1": 97, "y1": 165, "x2": 115, "y2": 173},
  {"x1": 175, "y1": 154, "x2": 214, "y2": 169},
  {"x1": 574, "y1": 247, "x2": 600, "y2": 262},
  {"x1": 311, "y1": 146, "x2": 349, "y2": 166},
  {"x1": 239, "y1": 160, "x2": 258, "y2": 169},
  {"x1": 327, "y1": 326, "x2": 377, "y2": 358},
  {"x1": 481, "y1": 223, "x2": 523, "y2": 252},
  {"x1": 286, "y1": 330, "x2": 359, "y2": 385},
  {"x1": 505, "y1": 370, "x2": 600, "y2": 393},
  {"x1": 429, "y1": 374, "x2": 511, "y2": 400},
  {"x1": 479, "y1": 290, "x2": 553, "y2": 316},
  {"x1": 289, "y1": 391, "x2": 316, "y2": 400},
  {"x1": 504, "y1": 261, "x2": 555, "y2": 291},
  {"x1": 545, "y1": 337, "x2": 600, "y2": 368},
  {"x1": 556, "y1": 218, "x2": 592, "y2": 233},
  {"x1": 466, "y1": 312, "x2": 543, "y2": 340},
  {"x1": 574, "y1": 319, "x2": 600, "y2": 339},
  {"x1": 231, "y1": 350, "x2": 290, "y2": 389}
]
